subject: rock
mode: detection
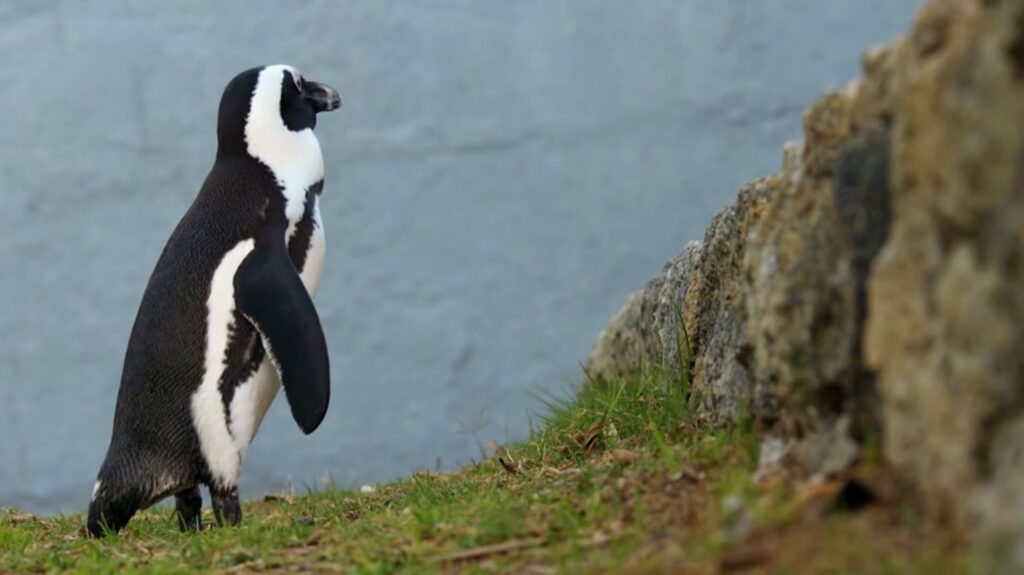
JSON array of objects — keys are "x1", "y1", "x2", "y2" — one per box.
[
  {"x1": 689, "y1": 179, "x2": 774, "y2": 421},
  {"x1": 978, "y1": 416, "x2": 1024, "y2": 539},
  {"x1": 743, "y1": 83, "x2": 895, "y2": 441},
  {"x1": 864, "y1": 0, "x2": 1024, "y2": 536},
  {"x1": 586, "y1": 0, "x2": 1024, "y2": 543},
  {"x1": 586, "y1": 242, "x2": 703, "y2": 382},
  {"x1": 831, "y1": 124, "x2": 893, "y2": 428},
  {"x1": 795, "y1": 416, "x2": 860, "y2": 480},
  {"x1": 753, "y1": 437, "x2": 788, "y2": 482},
  {"x1": 743, "y1": 127, "x2": 855, "y2": 432}
]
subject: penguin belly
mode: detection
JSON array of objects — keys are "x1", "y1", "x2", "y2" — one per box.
[
  {"x1": 298, "y1": 198, "x2": 326, "y2": 296},
  {"x1": 228, "y1": 358, "x2": 280, "y2": 460}
]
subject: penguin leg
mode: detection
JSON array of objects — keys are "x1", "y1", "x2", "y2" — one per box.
[
  {"x1": 174, "y1": 486, "x2": 204, "y2": 532},
  {"x1": 211, "y1": 485, "x2": 242, "y2": 527}
]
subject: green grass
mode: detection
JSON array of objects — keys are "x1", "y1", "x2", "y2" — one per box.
[{"x1": 0, "y1": 366, "x2": 975, "y2": 574}]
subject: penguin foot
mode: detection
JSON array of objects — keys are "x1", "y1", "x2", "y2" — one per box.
[
  {"x1": 174, "y1": 486, "x2": 204, "y2": 532},
  {"x1": 211, "y1": 486, "x2": 242, "y2": 527}
]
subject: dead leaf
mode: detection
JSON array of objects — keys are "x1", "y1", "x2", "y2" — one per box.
[
  {"x1": 540, "y1": 466, "x2": 581, "y2": 478},
  {"x1": 498, "y1": 457, "x2": 519, "y2": 476},
  {"x1": 582, "y1": 421, "x2": 603, "y2": 453}
]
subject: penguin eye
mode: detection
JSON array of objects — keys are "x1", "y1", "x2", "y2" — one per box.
[{"x1": 292, "y1": 73, "x2": 304, "y2": 93}]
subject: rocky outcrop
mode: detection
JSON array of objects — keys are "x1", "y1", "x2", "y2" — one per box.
[
  {"x1": 687, "y1": 178, "x2": 774, "y2": 422},
  {"x1": 587, "y1": 242, "x2": 702, "y2": 380},
  {"x1": 587, "y1": 0, "x2": 1024, "y2": 542},
  {"x1": 865, "y1": 0, "x2": 1024, "y2": 536}
]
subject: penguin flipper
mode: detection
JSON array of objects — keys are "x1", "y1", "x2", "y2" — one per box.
[{"x1": 233, "y1": 238, "x2": 330, "y2": 434}]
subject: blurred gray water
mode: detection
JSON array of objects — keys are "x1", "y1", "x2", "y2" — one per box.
[{"x1": 0, "y1": 1, "x2": 920, "y2": 513}]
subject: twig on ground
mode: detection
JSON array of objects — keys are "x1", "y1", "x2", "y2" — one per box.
[{"x1": 439, "y1": 537, "x2": 547, "y2": 564}]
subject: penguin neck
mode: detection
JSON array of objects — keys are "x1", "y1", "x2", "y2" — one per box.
[
  {"x1": 248, "y1": 130, "x2": 324, "y2": 241},
  {"x1": 243, "y1": 85, "x2": 324, "y2": 238},
  {"x1": 213, "y1": 134, "x2": 322, "y2": 243},
  {"x1": 214, "y1": 122, "x2": 325, "y2": 192},
  {"x1": 243, "y1": 66, "x2": 325, "y2": 195}
]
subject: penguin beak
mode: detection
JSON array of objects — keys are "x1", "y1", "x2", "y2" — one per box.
[{"x1": 305, "y1": 81, "x2": 341, "y2": 113}]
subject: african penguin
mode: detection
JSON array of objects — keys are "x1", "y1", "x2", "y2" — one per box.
[{"x1": 87, "y1": 65, "x2": 341, "y2": 537}]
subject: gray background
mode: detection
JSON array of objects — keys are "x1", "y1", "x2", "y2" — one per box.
[{"x1": 0, "y1": 1, "x2": 920, "y2": 513}]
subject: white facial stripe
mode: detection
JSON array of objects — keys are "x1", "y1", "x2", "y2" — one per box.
[
  {"x1": 91, "y1": 480, "x2": 102, "y2": 502},
  {"x1": 192, "y1": 239, "x2": 254, "y2": 488},
  {"x1": 245, "y1": 65, "x2": 325, "y2": 241}
]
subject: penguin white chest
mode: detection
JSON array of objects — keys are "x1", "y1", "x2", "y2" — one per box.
[{"x1": 299, "y1": 199, "x2": 326, "y2": 296}]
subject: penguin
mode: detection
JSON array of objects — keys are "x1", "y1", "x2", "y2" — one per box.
[{"x1": 86, "y1": 65, "x2": 341, "y2": 537}]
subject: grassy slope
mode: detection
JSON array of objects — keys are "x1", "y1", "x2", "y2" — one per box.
[{"x1": 0, "y1": 368, "x2": 975, "y2": 574}]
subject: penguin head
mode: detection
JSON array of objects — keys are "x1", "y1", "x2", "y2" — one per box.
[
  {"x1": 215, "y1": 65, "x2": 341, "y2": 160},
  {"x1": 86, "y1": 478, "x2": 142, "y2": 537}
]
